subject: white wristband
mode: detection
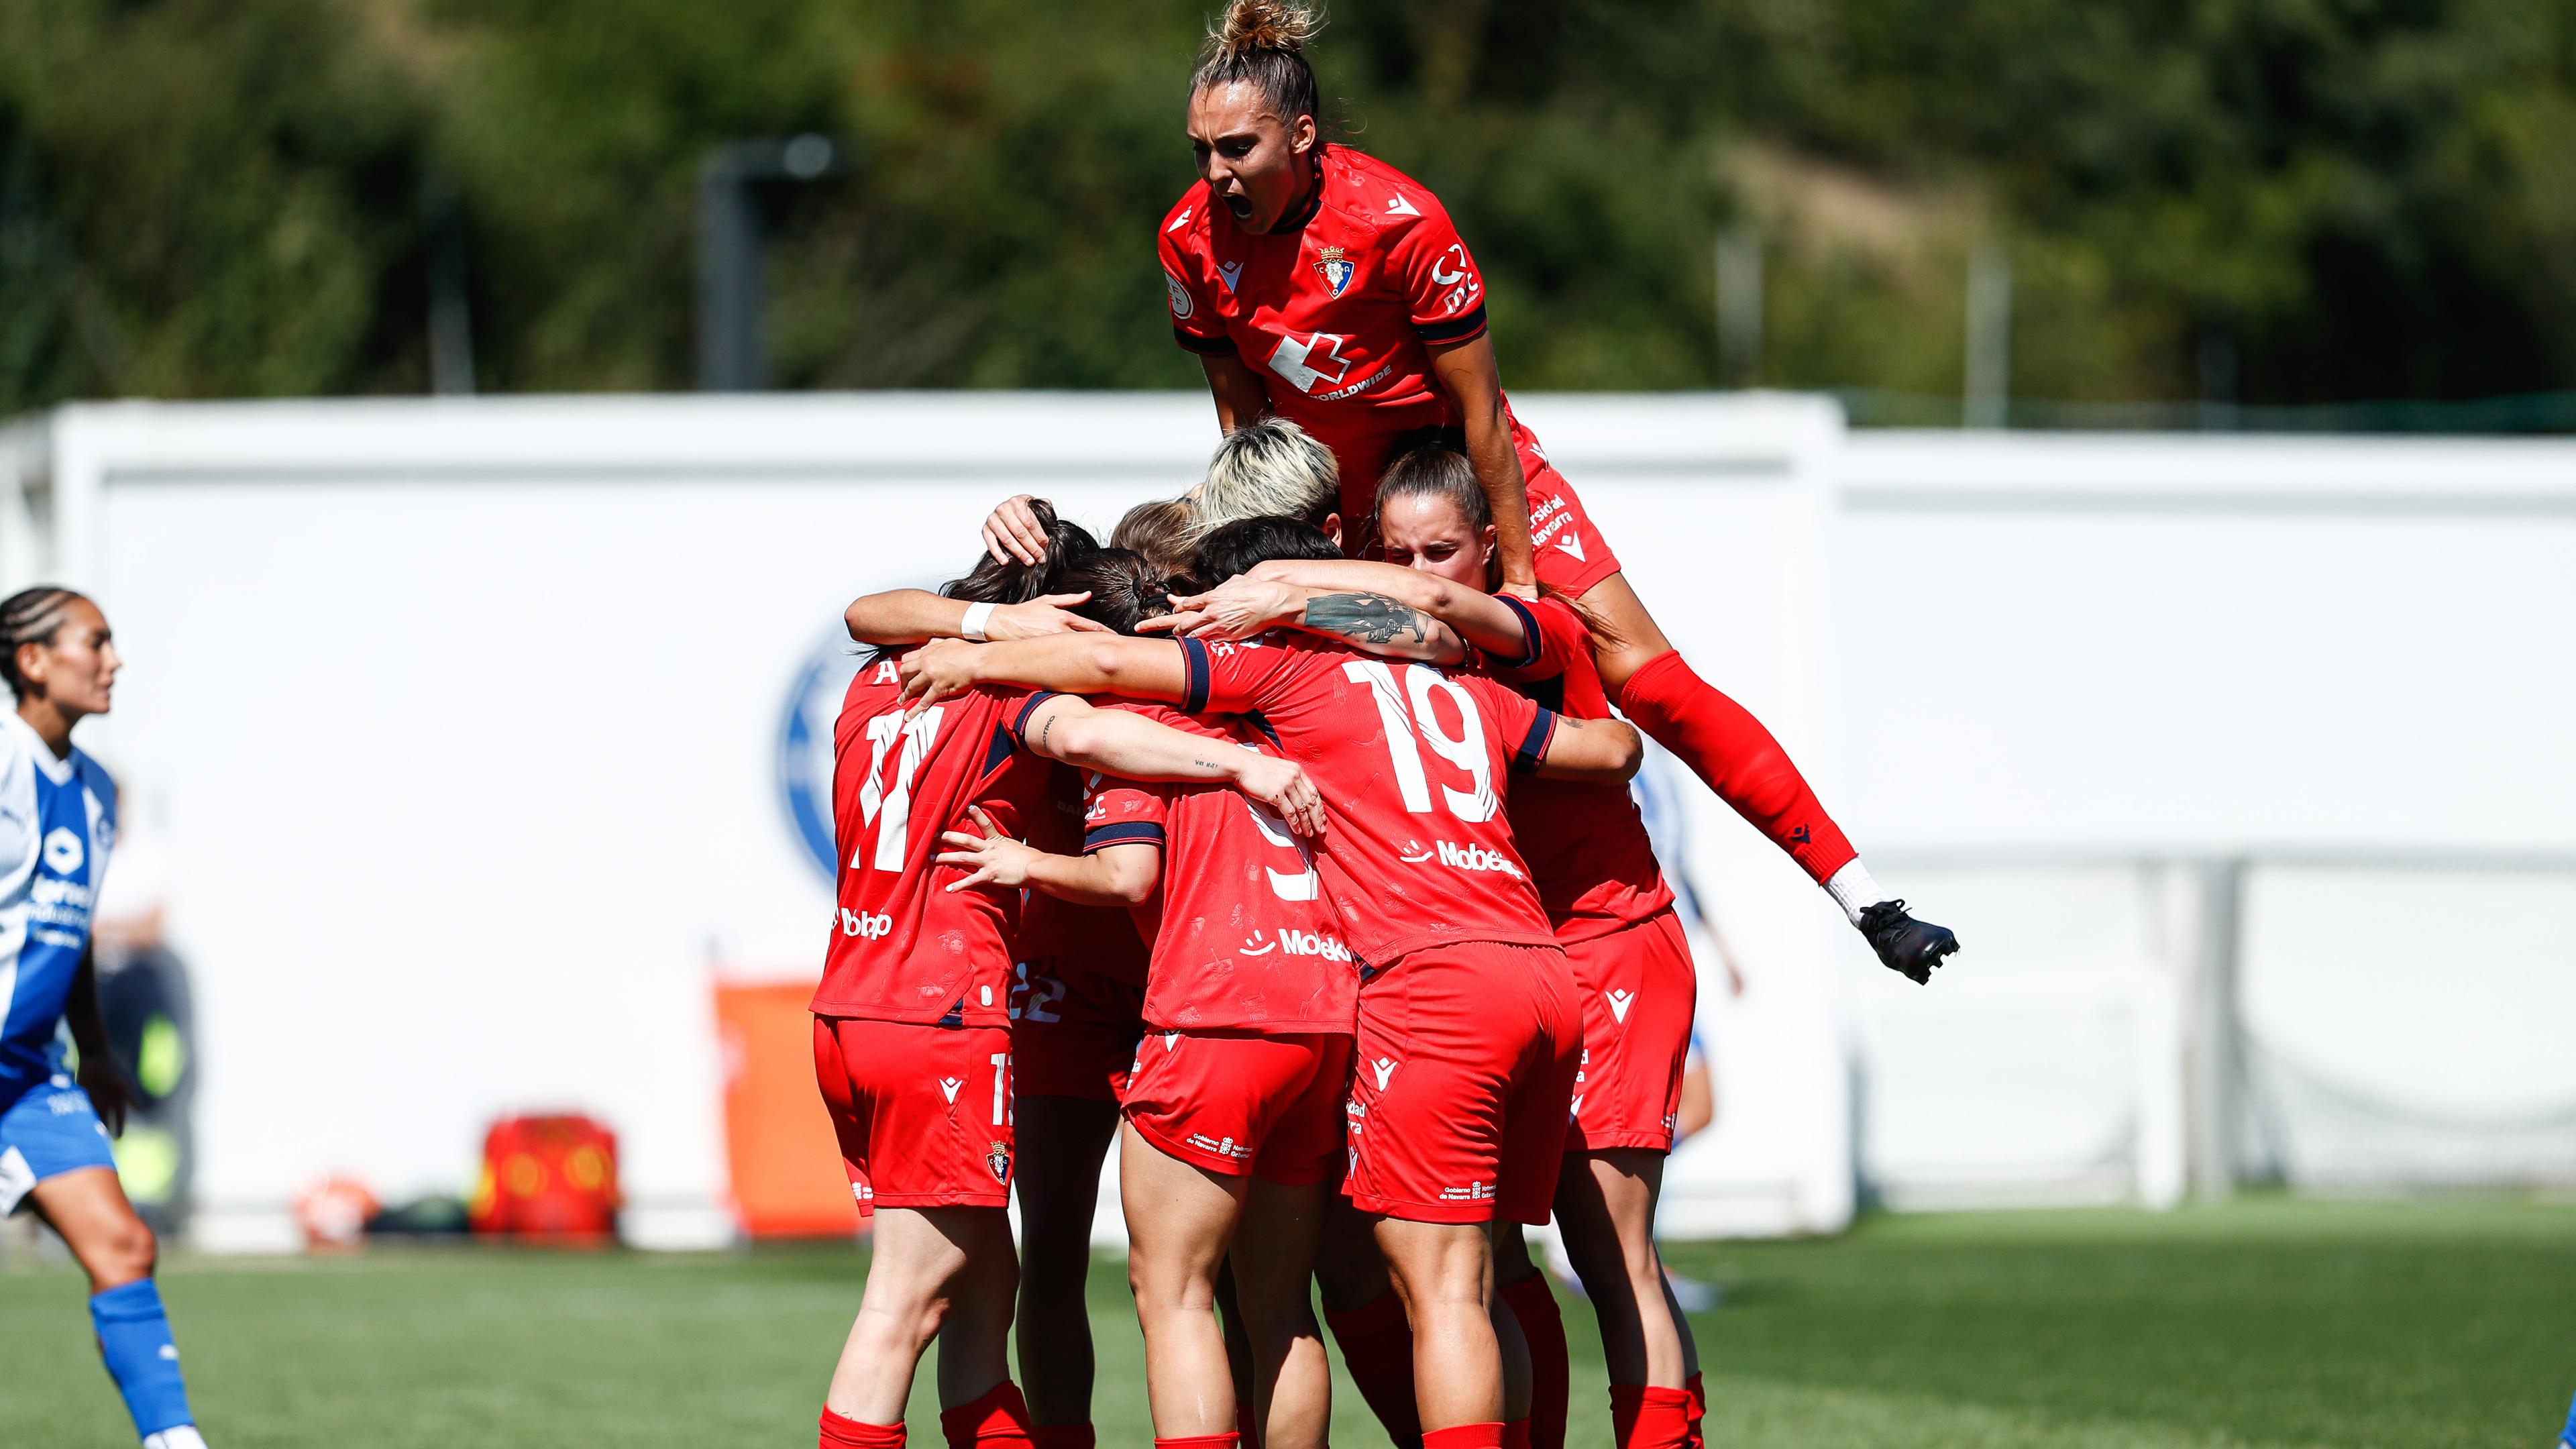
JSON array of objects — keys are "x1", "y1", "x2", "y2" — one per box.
[{"x1": 959, "y1": 602, "x2": 996, "y2": 641}]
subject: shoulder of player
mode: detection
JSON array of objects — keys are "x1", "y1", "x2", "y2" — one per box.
[
  {"x1": 1159, "y1": 185, "x2": 1215, "y2": 254},
  {"x1": 68, "y1": 748, "x2": 115, "y2": 808},
  {"x1": 1317, "y1": 146, "x2": 1451, "y2": 244}
]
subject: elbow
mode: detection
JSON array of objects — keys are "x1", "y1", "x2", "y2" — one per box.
[
  {"x1": 1108, "y1": 865, "x2": 1159, "y2": 907},
  {"x1": 1611, "y1": 723, "x2": 1646, "y2": 782},
  {"x1": 842, "y1": 598, "x2": 871, "y2": 643},
  {"x1": 1045, "y1": 714, "x2": 1108, "y2": 764}
]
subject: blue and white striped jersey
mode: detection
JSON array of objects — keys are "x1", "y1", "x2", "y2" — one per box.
[{"x1": 0, "y1": 710, "x2": 117, "y2": 1114}]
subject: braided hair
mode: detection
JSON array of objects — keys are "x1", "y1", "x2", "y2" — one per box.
[{"x1": 1, "y1": 586, "x2": 85, "y2": 699}]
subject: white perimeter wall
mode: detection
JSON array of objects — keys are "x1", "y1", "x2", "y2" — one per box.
[{"x1": 9, "y1": 396, "x2": 2573, "y2": 1245}]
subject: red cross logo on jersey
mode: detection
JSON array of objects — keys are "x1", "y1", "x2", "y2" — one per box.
[{"x1": 1265, "y1": 331, "x2": 1354, "y2": 393}]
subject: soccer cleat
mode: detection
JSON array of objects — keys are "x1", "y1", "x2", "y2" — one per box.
[{"x1": 1859, "y1": 900, "x2": 1958, "y2": 984}]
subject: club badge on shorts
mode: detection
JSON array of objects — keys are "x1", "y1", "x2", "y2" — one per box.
[
  {"x1": 986, "y1": 1141, "x2": 1012, "y2": 1185},
  {"x1": 1315, "y1": 245, "x2": 1354, "y2": 297}
]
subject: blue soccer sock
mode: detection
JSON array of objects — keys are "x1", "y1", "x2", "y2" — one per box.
[{"x1": 89, "y1": 1278, "x2": 197, "y2": 1441}]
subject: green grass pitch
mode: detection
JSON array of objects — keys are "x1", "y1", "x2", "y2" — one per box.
[{"x1": 5, "y1": 1197, "x2": 2572, "y2": 1446}]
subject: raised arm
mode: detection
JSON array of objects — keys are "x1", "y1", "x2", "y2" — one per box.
[
  {"x1": 1427, "y1": 335, "x2": 1536, "y2": 598},
  {"x1": 936, "y1": 805, "x2": 1161, "y2": 906},
  {"x1": 899, "y1": 634, "x2": 1193, "y2": 711},
  {"x1": 1144, "y1": 578, "x2": 1464, "y2": 664},
  {"x1": 845, "y1": 588, "x2": 1107, "y2": 645},
  {"x1": 1248, "y1": 558, "x2": 1532, "y2": 657},
  {"x1": 1018, "y1": 694, "x2": 1324, "y2": 837},
  {"x1": 1533, "y1": 714, "x2": 1644, "y2": 784}
]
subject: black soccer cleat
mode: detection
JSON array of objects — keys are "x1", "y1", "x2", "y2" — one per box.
[{"x1": 1860, "y1": 900, "x2": 1958, "y2": 985}]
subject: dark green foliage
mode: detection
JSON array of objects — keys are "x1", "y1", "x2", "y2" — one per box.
[{"x1": 1, "y1": 0, "x2": 2572, "y2": 413}]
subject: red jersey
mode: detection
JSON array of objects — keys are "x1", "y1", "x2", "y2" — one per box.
[
  {"x1": 1177, "y1": 633, "x2": 1561, "y2": 963},
  {"x1": 1160, "y1": 146, "x2": 1556, "y2": 525},
  {"x1": 1080, "y1": 704, "x2": 1356, "y2": 1035},
  {"x1": 1485, "y1": 597, "x2": 1674, "y2": 943},
  {"x1": 813, "y1": 652, "x2": 1056, "y2": 1026},
  {"x1": 1016, "y1": 764, "x2": 1150, "y2": 991}
]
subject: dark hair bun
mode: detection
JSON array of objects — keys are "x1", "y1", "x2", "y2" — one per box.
[{"x1": 1214, "y1": 0, "x2": 1319, "y2": 61}]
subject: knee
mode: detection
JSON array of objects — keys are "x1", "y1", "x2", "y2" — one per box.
[{"x1": 89, "y1": 1218, "x2": 157, "y2": 1289}]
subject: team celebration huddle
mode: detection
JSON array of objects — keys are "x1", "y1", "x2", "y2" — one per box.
[{"x1": 805, "y1": 7, "x2": 1959, "y2": 1449}]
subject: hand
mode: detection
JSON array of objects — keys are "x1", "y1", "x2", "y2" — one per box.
[
  {"x1": 989, "y1": 594, "x2": 1109, "y2": 639},
  {"x1": 1138, "y1": 578, "x2": 1301, "y2": 641},
  {"x1": 78, "y1": 1053, "x2": 130, "y2": 1138},
  {"x1": 1234, "y1": 753, "x2": 1327, "y2": 838},
  {"x1": 936, "y1": 806, "x2": 1040, "y2": 891},
  {"x1": 982, "y1": 495, "x2": 1052, "y2": 566},
  {"x1": 899, "y1": 637, "x2": 982, "y2": 713}
]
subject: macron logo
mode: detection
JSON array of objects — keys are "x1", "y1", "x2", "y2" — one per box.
[
  {"x1": 939, "y1": 1077, "x2": 964, "y2": 1103},
  {"x1": 1558, "y1": 535, "x2": 1587, "y2": 562},
  {"x1": 1370, "y1": 1058, "x2": 1399, "y2": 1090},
  {"x1": 1605, "y1": 989, "x2": 1635, "y2": 1023},
  {"x1": 1385, "y1": 193, "x2": 1421, "y2": 216},
  {"x1": 1167, "y1": 208, "x2": 1193, "y2": 233},
  {"x1": 1435, "y1": 841, "x2": 1523, "y2": 879}
]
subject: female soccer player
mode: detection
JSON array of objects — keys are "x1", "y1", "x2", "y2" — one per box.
[
  {"x1": 1159, "y1": 445, "x2": 1724, "y2": 1449},
  {"x1": 936, "y1": 548, "x2": 1354, "y2": 1449},
  {"x1": 981, "y1": 0, "x2": 1955, "y2": 980},
  {"x1": 814, "y1": 508, "x2": 1324, "y2": 1449},
  {"x1": 897, "y1": 517, "x2": 1648, "y2": 1449},
  {"x1": 2, "y1": 586, "x2": 209, "y2": 1449}
]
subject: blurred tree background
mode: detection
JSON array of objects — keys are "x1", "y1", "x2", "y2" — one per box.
[{"x1": 2, "y1": 0, "x2": 2573, "y2": 420}]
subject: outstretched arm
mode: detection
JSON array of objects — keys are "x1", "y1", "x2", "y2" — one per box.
[
  {"x1": 936, "y1": 805, "x2": 1161, "y2": 906},
  {"x1": 1428, "y1": 335, "x2": 1536, "y2": 598},
  {"x1": 1248, "y1": 558, "x2": 1532, "y2": 657},
  {"x1": 845, "y1": 588, "x2": 1108, "y2": 646},
  {"x1": 1019, "y1": 694, "x2": 1324, "y2": 837},
  {"x1": 900, "y1": 634, "x2": 1193, "y2": 711},
  {"x1": 1534, "y1": 714, "x2": 1644, "y2": 784},
  {"x1": 1144, "y1": 579, "x2": 1464, "y2": 663}
]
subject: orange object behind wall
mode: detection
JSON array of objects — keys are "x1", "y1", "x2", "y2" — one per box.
[{"x1": 717, "y1": 980, "x2": 863, "y2": 1238}]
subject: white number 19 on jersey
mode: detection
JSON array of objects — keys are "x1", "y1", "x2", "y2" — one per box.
[{"x1": 1342, "y1": 661, "x2": 1497, "y2": 822}]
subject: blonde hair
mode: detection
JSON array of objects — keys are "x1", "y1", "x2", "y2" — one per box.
[
  {"x1": 1189, "y1": 416, "x2": 1339, "y2": 537},
  {"x1": 1191, "y1": 1, "x2": 1324, "y2": 126}
]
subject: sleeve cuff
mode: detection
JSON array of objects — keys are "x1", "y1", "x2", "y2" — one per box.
[
  {"x1": 1083, "y1": 821, "x2": 1167, "y2": 853},
  {"x1": 1415, "y1": 305, "x2": 1489, "y2": 347},
  {"x1": 1174, "y1": 327, "x2": 1236, "y2": 356},
  {"x1": 1512, "y1": 708, "x2": 1558, "y2": 773},
  {"x1": 1010, "y1": 690, "x2": 1064, "y2": 740},
  {"x1": 1493, "y1": 596, "x2": 1544, "y2": 671},
  {"x1": 1179, "y1": 638, "x2": 1212, "y2": 714}
]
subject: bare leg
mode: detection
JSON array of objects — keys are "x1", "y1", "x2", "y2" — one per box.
[
  {"x1": 29, "y1": 1167, "x2": 156, "y2": 1292},
  {"x1": 1554, "y1": 1150, "x2": 1686, "y2": 1388},
  {"x1": 1014, "y1": 1095, "x2": 1122, "y2": 1426},
  {"x1": 1120, "y1": 1121, "x2": 1248, "y2": 1438},
  {"x1": 1489, "y1": 1224, "x2": 1536, "y2": 1423},
  {"x1": 828, "y1": 1205, "x2": 1018, "y2": 1423},
  {"x1": 1232, "y1": 1176, "x2": 1332, "y2": 1449},
  {"x1": 1375, "y1": 1216, "x2": 1500, "y2": 1432}
]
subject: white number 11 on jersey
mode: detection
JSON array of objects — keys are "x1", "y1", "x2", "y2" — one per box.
[{"x1": 855, "y1": 706, "x2": 944, "y2": 871}]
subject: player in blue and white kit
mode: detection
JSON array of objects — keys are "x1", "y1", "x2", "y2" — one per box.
[{"x1": 2, "y1": 586, "x2": 208, "y2": 1449}]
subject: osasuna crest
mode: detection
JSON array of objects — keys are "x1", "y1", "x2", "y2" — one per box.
[
  {"x1": 1315, "y1": 244, "x2": 1355, "y2": 297},
  {"x1": 985, "y1": 1141, "x2": 1012, "y2": 1185}
]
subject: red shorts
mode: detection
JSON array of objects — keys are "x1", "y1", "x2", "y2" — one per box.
[
  {"x1": 812, "y1": 1016, "x2": 1015, "y2": 1216},
  {"x1": 1012, "y1": 958, "x2": 1146, "y2": 1102},
  {"x1": 1124, "y1": 1029, "x2": 1354, "y2": 1185},
  {"x1": 1344, "y1": 940, "x2": 1581, "y2": 1224},
  {"x1": 1560, "y1": 909, "x2": 1699, "y2": 1154}
]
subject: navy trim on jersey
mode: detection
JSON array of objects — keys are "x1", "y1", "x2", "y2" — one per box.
[
  {"x1": 1493, "y1": 596, "x2": 1545, "y2": 671},
  {"x1": 1241, "y1": 710, "x2": 1283, "y2": 749},
  {"x1": 983, "y1": 724, "x2": 1018, "y2": 776},
  {"x1": 1010, "y1": 690, "x2": 1064, "y2": 739},
  {"x1": 1083, "y1": 820, "x2": 1167, "y2": 854},
  {"x1": 1512, "y1": 708, "x2": 1560, "y2": 774},
  {"x1": 1174, "y1": 326, "x2": 1236, "y2": 356},
  {"x1": 1417, "y1": 304, "x2": 1489, "y2": 347},
  {"x1": 1179, "y1": 638, "x2": 1214, "y2": 714}
]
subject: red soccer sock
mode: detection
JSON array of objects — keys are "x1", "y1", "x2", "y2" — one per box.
[
  {"x1": 1422, "y1": 1426, "x2": 1505, "y2": 1449},
  {"x1": 1497, "y1": 1274, "x2": 1569, "y2": 1449},
  {"x1": 822, "y1": 1408, "x2": 906, "y2": 1449},
  {"x1": 1323, "y1": 1290, "x2": 1423, "y2": 1448},
  {"x1": 1608, "y1": 1386, "x2": 1694, "y2": 1449},
  {"x1": 1031, "y1": 1426, "x2": 1095, "y2": 1449},
  {"x1": 940, "y1": 1381, "x2": 1036, "y2": 1449},
  {"x1": 1152, "y1": 1436, "x2": 1239, "y2": 1449},
  {"x1": 1684, "y1": 1373, "x2": 1706, "y2": 1449},
  {"x1": 1612, "y1": 649, "x2": 1857, "y2": 885}
]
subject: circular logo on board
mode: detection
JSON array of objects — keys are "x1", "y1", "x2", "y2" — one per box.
[{"x1": 776, "y1": 629, "x2": 868, "y2": 883}]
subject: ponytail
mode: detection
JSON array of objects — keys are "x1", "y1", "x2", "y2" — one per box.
[{"x1": 1191, "y1": 1, "x2": 1324, "y2": 129}]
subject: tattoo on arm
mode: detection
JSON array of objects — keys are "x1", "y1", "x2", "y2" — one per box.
[
  {"x1": 1300, "y1": 592, "x2": 1435, "y2": 646},
  {"x1": 1039, "y1": 714, "x2": 1055, "y2": 752}
]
